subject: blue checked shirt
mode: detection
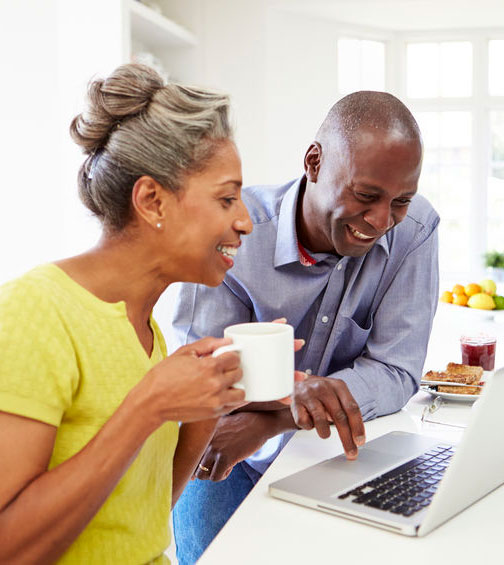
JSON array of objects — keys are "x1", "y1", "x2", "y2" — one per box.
[{"x1": 171, "y1": 177, "x2": 440, "y2": 476}]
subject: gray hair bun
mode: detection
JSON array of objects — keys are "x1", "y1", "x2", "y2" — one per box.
[{"x1": 69, "y1": 64, "x2": 232, "y2": 231}]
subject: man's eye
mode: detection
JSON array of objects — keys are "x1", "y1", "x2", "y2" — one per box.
[
  {"x1": 394, "y1": 199, "x2": 412, "y2": 206},
  {"x1": 356, "y1": 193, "x2": 376, "y2": 201}
]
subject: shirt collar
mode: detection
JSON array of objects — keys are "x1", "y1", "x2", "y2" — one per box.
[
  {"x1": 274, "y1": 178, "x2": 304, "y2": 267},
  {"x1": 273, "y1": 176, "x2": 390, "y2": 267},
  {"x1": 375, "y1": 232, "x2": 390, "y2": 257}
]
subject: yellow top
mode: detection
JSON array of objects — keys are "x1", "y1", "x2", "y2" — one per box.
[{"x1": 0, "y1": 264, "x2": 178, "y2": 564}]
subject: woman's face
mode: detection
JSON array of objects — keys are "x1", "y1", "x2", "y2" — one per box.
[{"x1": 164, "y1": 140, "x2": 252, "y2": 286}]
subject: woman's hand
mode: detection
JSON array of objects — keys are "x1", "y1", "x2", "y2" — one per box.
[{"x1": 137, "y1": 337, "x2": 246, "y2": 427}]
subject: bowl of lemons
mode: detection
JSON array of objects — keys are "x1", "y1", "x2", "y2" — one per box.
[{"x1": 440, "y1": 279, "x2": 504, "y2": 320}]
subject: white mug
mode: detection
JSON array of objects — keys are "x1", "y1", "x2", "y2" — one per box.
[{"x1": 212, "y1": 322, "x2": 294, "y2": 401}]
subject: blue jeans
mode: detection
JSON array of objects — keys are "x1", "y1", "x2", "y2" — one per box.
[{"x1": 173, "y1": 462, "x2": 261, "y2": 565}]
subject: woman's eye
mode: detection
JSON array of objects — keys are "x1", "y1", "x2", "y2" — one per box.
[{"x1": 221, "y1": 197, "x2": 237, "y2": 207}]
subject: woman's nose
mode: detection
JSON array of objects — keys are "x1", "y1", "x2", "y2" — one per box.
[{"x1": 234, "y1": 201, "x2": 253, "y2": 235}]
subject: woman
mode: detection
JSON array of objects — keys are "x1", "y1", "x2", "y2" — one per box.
[{"x1": 0, "y1": 63, "x2": 253, "y2": 564}]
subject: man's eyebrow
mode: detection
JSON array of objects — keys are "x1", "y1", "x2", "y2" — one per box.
[{"x1": 357, "y1": 183, "x2": 416, "y2": 197}]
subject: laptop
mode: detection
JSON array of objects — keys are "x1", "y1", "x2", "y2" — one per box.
[{"x1": 269, "y1": 368, "x2": 504, "y2": 537}]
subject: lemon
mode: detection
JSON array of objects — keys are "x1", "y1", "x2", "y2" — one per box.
[
  {"x1": 467, "y1": 293, "x2": 496, "y2": 310},
  {"x1": 479, "y1": 279, "x2": 497, "y2": 296},
  {"x1": 440, "y1": 291, "x2": 453, "y2": 303},
  {"x1": 464, "y1": 283, "x2": 482, "y2": 297},
  {"x1": 494, "y1": 295, "x2": 504, "y2": 310}
]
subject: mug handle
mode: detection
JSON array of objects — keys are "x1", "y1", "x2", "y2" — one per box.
[
  {"x1": 212, "y1": 344, "x2": 244, "y2": 390},
  {"x1": 212, "y1": 344, "x2": 242, "y2": 357}
]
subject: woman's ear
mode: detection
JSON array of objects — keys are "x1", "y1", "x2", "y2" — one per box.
[
  {"x1": 304, "y1": 142, "x2": 322, "y2": 183},
  {"x1": 131, "y1": 176, "x2": 172, "y2": 230}
]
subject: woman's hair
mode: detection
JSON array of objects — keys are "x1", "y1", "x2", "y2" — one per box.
[{"x1": 70, "y1": 63, "x2": 232, "y2": 231}]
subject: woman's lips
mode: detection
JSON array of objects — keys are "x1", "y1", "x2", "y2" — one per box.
[{"x1": 216, "y1": 244, "x2": 239, "y2": 268}]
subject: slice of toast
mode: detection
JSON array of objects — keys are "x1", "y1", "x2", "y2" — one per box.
[
  {"x1": 437, "y1": 385, "x2": 481, "y2": 395},
  {"x1": 446, "y1": 363, "x2": 484, "y2": 379},
  {"x1": 422, "y1": 370, "x2": 481, "y2": 385}
]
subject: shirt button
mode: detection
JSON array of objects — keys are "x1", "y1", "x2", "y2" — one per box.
[
  {"x1": 305, "y1": 369, "x2": 312, "y2": 376},
  {"x1": 337, "y1": 264, "x2": 343, "y2": 271},
  {"x1": 321, "y1": 315, "x2": 329, "y2": 323}
]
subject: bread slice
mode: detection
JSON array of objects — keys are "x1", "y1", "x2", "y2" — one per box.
[
  {"x1": 446, "y1": 363, "x2": 484, "y2": 379},
  {"x1": 422, "y1": 370, "x2": 481, "y2": 385},
  {"x1": 437, "y1": 385, "x2": 481, "y2": 395}
]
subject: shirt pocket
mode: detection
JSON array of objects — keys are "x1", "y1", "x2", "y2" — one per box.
[{"x1": 330, "y1": 314, "x2": 374, "y2": 369}]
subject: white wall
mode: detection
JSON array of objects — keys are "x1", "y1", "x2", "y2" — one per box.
[
  {"x1": 0, "y1": 0, "x2": 127, "y2": 284},
  {"x1": 0, "y1": 0, "x2": 60, "y2": 282},
  {"x1": 265, "y1": 8, "x2": 340, "y2": 183}
]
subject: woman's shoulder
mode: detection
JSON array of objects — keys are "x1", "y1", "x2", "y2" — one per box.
[{"x1": 0, "y1": 264, "x2": 64, "y2": 309}]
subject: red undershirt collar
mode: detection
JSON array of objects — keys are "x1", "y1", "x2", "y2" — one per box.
[{"x1": 297, "y1": 240, "x2": 317, "y2": 266}]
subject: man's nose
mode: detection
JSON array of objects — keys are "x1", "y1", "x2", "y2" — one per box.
[
  {"x1": 363, "y1": 204, "x2": 394, "y2": 233},
  {"x1": 234, "y1": 201, "x2": 253, "y2": 235}
]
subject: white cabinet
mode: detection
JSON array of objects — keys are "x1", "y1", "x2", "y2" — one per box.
[{"x1": 125, "y1": 0, "x2": 198, "y2": 82}]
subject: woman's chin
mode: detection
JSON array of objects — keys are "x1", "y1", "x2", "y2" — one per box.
[{"x1": 204, "y1": 273, "x2": 226, "y2": 287}]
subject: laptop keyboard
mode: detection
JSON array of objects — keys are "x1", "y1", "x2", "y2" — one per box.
[{"x1": 337, "y1": 445, "x2": 455, "y2": 518}]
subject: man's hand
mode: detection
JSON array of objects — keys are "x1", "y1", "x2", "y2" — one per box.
[
  {"x1": 193, "y1": 412, "x2": 276, "y2": 481},
  {"x1": 291, "y1": 377, "x2": 365, "y2": 459}
]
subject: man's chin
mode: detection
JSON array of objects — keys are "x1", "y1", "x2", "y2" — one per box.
[{"x1": 334, "y1": 240, "x2": 374, "y2": 258}]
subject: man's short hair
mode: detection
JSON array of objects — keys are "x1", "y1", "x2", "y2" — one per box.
[{"x1": 316, "y1": 91, "x2": 421, "y2": 149}]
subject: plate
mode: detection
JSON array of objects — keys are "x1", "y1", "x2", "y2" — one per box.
[
  {"x1": 420, "y1": 385, "x2": 479, "y2": 403},
  {"x1": 421, "y1": 379, "x2": 483, "y2": 388},
  {"x1": 438, "y1": 302, "x2": 504, "y2": 322}
]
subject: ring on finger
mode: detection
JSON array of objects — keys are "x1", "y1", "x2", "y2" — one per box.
[{"x1": 198, "y1": 463, "x2": 211, "y2": 473}]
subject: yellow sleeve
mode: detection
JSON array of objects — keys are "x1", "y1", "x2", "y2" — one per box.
[{"x1": 0, "y1": 276, "x2": 79, "y2": 426}]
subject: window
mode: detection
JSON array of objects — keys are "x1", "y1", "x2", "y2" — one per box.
[
  {"x1": 406, "y1": 41, "x2": 472, "y2": 98},
  {"x1": 404, "y1": 36, "x2": 504, "y2": 278},
  {"x1": 415, "y1": 111, "x2": 472, "y2": 272},
  {"x1": 489, "y1": 40, "x2": 504, "y2": 96},
  {"x1": 488, "y1": 111, "x2": 504, "y2": 251}
]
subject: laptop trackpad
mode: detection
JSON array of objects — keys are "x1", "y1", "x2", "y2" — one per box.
[
  {"x1": 318, "y1": 431, "x2": 442, "y2": 496},
  {"x1": 269, "y1": 432, "x2": 442, "y2": 501}
]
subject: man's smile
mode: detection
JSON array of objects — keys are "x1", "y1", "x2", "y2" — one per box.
[{"x1": 347, "y1": 225, "x2": 376, "y2": 241}]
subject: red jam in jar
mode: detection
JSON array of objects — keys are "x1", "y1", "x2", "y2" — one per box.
[{"x1": 460, "y1": 335, "x2": 497, "y2": 371}]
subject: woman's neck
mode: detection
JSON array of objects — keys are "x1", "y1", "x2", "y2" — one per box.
[{"x1": 55, "y1": 233, "x2": 169, "y2": 330}]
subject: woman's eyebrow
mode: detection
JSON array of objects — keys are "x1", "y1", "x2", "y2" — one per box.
[{"x1": 217, "y1": 180, "x2": 242, "y2": 188}]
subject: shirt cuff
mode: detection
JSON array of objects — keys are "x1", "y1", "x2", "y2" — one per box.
[{"x1": 326, "y1": 369, "x2": 377, "y2": 421}]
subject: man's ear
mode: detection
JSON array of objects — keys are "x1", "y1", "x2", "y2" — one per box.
[
  {"x1": 131, "y1": 176, "x2": 172, "y2": 229},
  {"x1": 304, "y1": 142, "x2": 322, "y2": 183}
]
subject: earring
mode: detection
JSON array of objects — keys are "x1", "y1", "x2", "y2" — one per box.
[{"x1": 156, "y1": 222, "x2": 162, "y2": 229}]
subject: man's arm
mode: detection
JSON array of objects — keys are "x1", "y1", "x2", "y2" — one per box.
[
  {"x1": 171, "y1": 281, "x2": 366, "y2": 482},
  {"x1": 325, "y1": 227, "x2": 440, "y2": 420},
  {"x1": 193, "y1": 377, "x2": 366, "y2": 481}
]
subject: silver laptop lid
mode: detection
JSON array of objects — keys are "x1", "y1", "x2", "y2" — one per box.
[{"x1": 418, "y1": 367, "x2": 504, "y2": 536}]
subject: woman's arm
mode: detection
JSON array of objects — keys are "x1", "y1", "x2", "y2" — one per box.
[
  {"x1": 0, "y1": 338, "x2": 244, "y2": 564},
  {"x1": 0, "y1": 398, "x2": 156, "y2": 565}
]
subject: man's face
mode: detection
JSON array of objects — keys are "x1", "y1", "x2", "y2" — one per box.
[{"x1": 301, "y1": 129, "x2": 422, "y2": 257}]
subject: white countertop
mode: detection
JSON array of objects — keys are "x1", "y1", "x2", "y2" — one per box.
[{"x1": 198, "y1": 307, "x2": 504, "y2": 565}]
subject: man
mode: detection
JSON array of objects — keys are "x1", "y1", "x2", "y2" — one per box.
[{"x1": 171, "y1": 91, "x2": 439, "y2": 564}]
